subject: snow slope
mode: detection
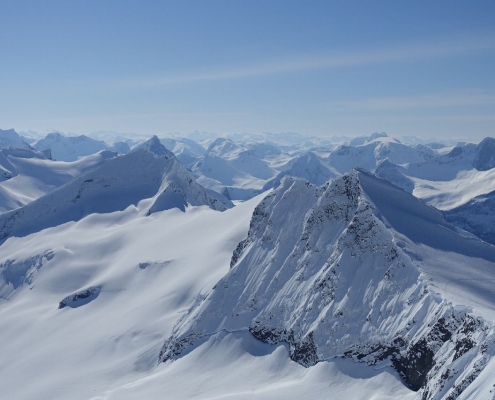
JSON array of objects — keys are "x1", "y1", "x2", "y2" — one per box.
[
  {"x1": 0, "y1": 194, "x2": 259, "y2": 400},
  {"x1": 0, "y1": 148, "x2": 116, "y2": 213},
  {"x1": 161, "y1": 170, "x2": 495, "y2": 399},
  {"x1": 0, "y1": 189, "x2": 410, "y2": 400},
  {"x1": 0, "y1": 138, "x2": 231, "y2": 244}
]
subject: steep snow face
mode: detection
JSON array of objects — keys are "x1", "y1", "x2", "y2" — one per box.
[
  {"x1": 263, "y1": 152, "x2": 337, "y2": 190},
  {"x1": 161, "y1": 170, "x2": 495, "y2": 399},
  {"x1": 0, "y1": 148, "x2": 232, "y2": 243},
  {"x1": 473, "y1": 137, "x2": 495, "y2": 171},
  {"x1": 0, "y1": 149, "x2": 116, "y2": 213},
  {"x1": 33, "y1": 132, "x2": 127, "y2": 161},
  {"x1": 0, "y1": 129, "x2": 31, "y2": 149}
]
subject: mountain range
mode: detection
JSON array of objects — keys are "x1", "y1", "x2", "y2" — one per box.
[{"x1": 1, "y1": 128, "x2": 495, "y2": 399}]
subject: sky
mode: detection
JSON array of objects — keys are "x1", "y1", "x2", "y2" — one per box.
[{"x1": 1, "y1": 0, "x2": 494, "y2": 140}]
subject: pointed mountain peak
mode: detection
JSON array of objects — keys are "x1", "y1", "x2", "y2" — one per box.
[
  {"x1": 132, "y1": 135, "x2": 174, "y2": 158},
  {"x1": 160, "y1": 166, "x2": 495, "y2": 398}
]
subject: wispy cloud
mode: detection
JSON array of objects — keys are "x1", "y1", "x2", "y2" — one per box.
[
  {"x1": 116, "y1": 33, "x2": 495, "y2": 87},
  {"x1": 331, "y1": 92, "x2": 495, "y2": 110}
]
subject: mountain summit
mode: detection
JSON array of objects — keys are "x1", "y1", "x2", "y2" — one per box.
[
  {"x1": 160, "y1": 170, "x2": 495, "y2": 399},
  {"x1": 132, "y1": 135, "x2": 175, "y2": 158}
]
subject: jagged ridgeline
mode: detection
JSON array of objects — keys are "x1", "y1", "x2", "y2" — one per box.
[{"x1": 160, "y1": 169, "x2": 495, "y2": 400}]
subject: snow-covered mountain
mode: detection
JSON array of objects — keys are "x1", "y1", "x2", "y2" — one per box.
[
  {"x1": 3, "y1": 129, "x2": 495, "y2": 400},
  {"x1": 0, "y1": 129, "x2": 32, "y2": 149},
  {"x1": 0, "y1": 137, "x2": 231, "y2": 244},
  {"x1": 372, "y1": 138, "x2": 495, "y2": 212},
  {"x1": 328, "y1": 134, "x2": 437, "y2": 174},
  {"x1": 262, "y1": 151, "x2": 337, "y2": 191},
  {"x1": 159, "y1": 137, "x2": 205, "y2": 168},
  {"x1": 192, "y1": 138, "x2": 276, "y2": 200},
  {"x1": 0, "y1": 148, "x2": 116, "y2": 213},
  {"x1": 33, "y1": 132, "x2": 129, "y2": 161},
  {"x1": 161, "y1": 170, "x2": 495, "y2": 399}
]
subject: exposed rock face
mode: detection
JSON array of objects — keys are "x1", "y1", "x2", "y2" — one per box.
[
  {"x1": 159, "y1": 170, "x2": 495, "y2": 399},
  {"x1": 473, "y1": 137, "x2": 495, "y2": 171},
  {"x1": 58, "y1": 286, "x2": 100, "y2": 309}
]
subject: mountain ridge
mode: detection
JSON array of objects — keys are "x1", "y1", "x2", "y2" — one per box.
[{"x1": 160, "y1": 169, "x2": 495, "y2": 399}]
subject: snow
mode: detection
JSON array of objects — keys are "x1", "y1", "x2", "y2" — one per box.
[
  {"x1": 0, "y1": 129, "x2": 31, "y2": 149},
  {"x1": 2, "y1": 129, "x2": 495, "y2": 399},
  {"x1": 0, "y1": 149, "x2": 116, "y2": 213},
  {"x1": 33, "y1": 132, "x2": 128, "y2": 161},
  {"x1": 192, "y1": 138, "x2": 276, "y2": 199},
  {"x1": 103, "y1": 332, "x2": 413, "y2": 400},
  {"x1": 161, "y1": 170, "x2": 495, "y2": 399},
  {"x1": 263, "y1": 151, "x2": 337, "y2": 190},
  {"x1": 0, "y1": 147, "x2": 231, "y2": 243}
]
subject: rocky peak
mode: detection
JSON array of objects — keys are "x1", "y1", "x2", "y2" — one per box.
[{"x1": 159, "y1": 169, "x2": 495, "y2": 399}]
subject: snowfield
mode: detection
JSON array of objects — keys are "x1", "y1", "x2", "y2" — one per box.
[{"x1": 1, "y1": 128, "x2": 495, "y2": 399}]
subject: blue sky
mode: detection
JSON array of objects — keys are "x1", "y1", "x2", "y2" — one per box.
[{"x1": 1, "y1": 1, "x2": 494, "y2": 139}]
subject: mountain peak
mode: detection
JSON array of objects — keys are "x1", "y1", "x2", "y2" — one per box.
[
  {"x1": 160, "y1": 168, "x2": 495, "y2": 398},
  {"x1": 132, "y1": 135, "x2": 174, "y2": 158},
  {"x1": 0, "y1": 128, "x2": 31, "y2": 149}
]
